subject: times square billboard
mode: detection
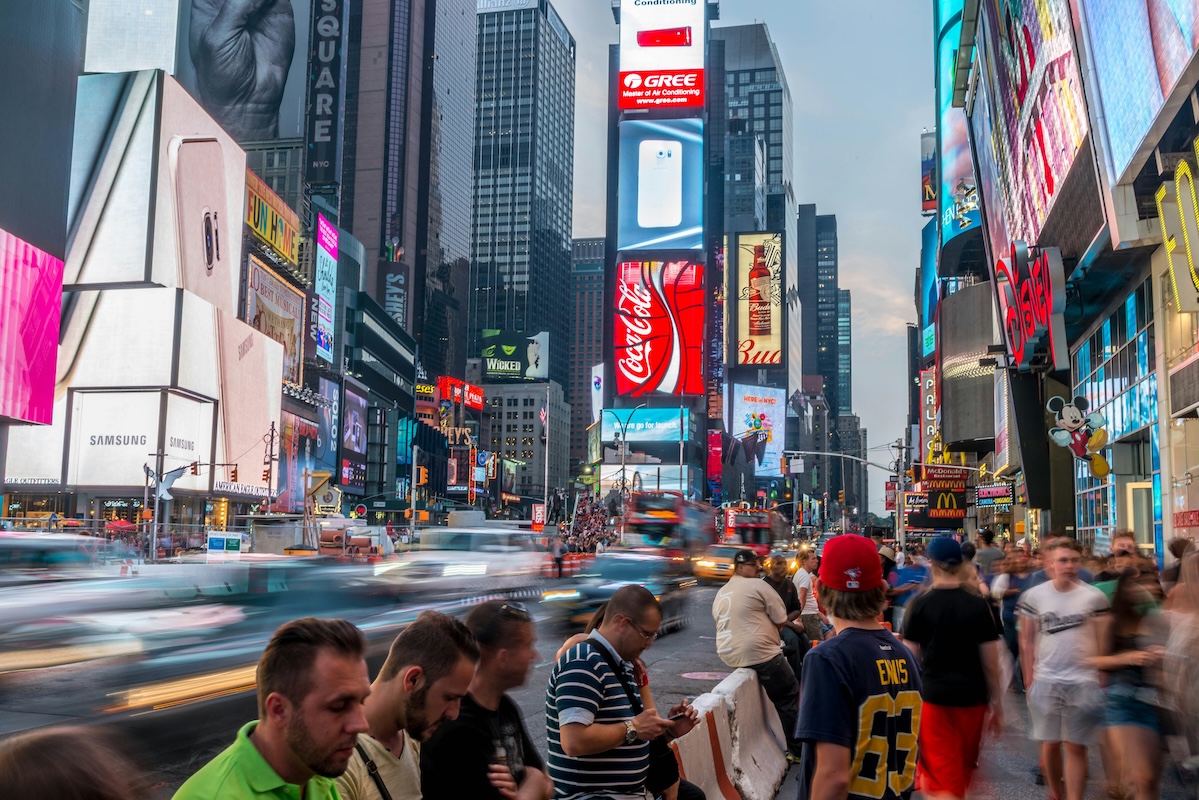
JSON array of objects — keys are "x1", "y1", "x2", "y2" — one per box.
[
  {"x1": 618, "y1": 0, "x2": 706, "y2": 110},
  {"x1": 613, "y1": 260, "x2": 705, "y2": 397}
]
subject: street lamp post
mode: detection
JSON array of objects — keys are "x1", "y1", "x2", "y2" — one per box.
[{"x1": 603, "y1": 403, "x2": 646, "y2": 545}]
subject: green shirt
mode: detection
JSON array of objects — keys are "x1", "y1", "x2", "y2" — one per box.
[{"x1": 173, "y1": 721, "x2": 342, "y2": 800}]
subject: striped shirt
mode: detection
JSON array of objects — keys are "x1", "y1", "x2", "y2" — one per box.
[{"x1": 545, "y1": 631, "x2": 650, "y2": 799}]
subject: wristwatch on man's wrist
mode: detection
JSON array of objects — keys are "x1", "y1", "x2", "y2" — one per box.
[{"x1": 624, "y1": 719, "x2": 638, "y2": 744}]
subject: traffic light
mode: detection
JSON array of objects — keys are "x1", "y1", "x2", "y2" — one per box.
[
  {"x1": 190, "y1": 461, "x2": 199, "y2": 475},
  {"x1": 838, "y1": 490, "x2": 846, "y2": 504},
  {"x1": 262, "y1": 467, "x2": 272, "y2": 484},
  {"x1": 230, "y1": 465, "x2": 238, "y2": 483},
  {"x1": 416, "y1": 466, "x2": 428, "y2": 486},
  {"x1": 769, "y1": 480, "x2": 779, "y2": 500}
]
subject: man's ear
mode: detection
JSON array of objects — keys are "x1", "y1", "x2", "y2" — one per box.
[
  {"x1": 263, "y1": 692, "x2": 293, "y2": 727},
  {"x1": 401, "y1": 664, "x2": 426, "y2": 693}
]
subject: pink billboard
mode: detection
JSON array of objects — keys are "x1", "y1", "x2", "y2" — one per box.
[{"x1": 0, "y1": 227, "x2": 64, "y2": 424}]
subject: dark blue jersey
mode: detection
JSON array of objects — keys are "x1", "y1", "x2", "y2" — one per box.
[{"x1": 795, "y1": 627, "x2": 922, "y2": 800}]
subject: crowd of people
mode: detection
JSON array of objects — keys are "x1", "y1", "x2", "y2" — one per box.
[{"x1": 712, "y1": 526, "x2": 1199, "y2": 800}]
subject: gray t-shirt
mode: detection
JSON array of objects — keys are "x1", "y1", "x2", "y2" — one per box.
[
  {"x1": 975, "y1": 545, "x2": 1005, "y2": 575},
  {"x1": 1016, "y1": 580, "x2": 1110, "y2": 684}
]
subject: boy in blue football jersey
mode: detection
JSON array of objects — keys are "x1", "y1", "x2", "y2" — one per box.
[{"x1": 795, "y1": 534, "x2": 922, "y2": 800}]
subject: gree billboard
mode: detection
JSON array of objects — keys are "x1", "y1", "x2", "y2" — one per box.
[
  {"x1": 618, "y1": 0, "x2": 706, "y2": 110},
  {"x1": 613, "y1": 260, "x2": 705, "y2": 397},
  {"x1": 735, "y1": 233, "x2": 783, "y2": 366}
]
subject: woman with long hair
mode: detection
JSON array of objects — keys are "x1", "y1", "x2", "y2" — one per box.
[{"x1": 1091, "y1": 570, "x2": 1168, "y2": 800}]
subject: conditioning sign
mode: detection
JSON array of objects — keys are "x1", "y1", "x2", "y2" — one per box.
[
  {"x1": 613, "y1": 260, "x2": 705, "y2": 397},
  {"x1": 618, "y1": 0, "x2": 706, "y2": 110},
  {"x1": 735, "y1": 233, "x2": 783, "y2": 366}
]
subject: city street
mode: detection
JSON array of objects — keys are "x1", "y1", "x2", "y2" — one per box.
[{"x1": 120, "y1": 583, "x2": 1196, "y2": 799}]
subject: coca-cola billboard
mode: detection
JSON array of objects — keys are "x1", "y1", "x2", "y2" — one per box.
[
  {"x1": 735, "y1": 232, "x2": 783, "y2": 366},
  {"x1": 613, "y1": 260, "x2": 705, "y2": 396}
]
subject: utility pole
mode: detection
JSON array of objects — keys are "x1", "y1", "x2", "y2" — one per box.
[
  {"x1": 151, "y1": 449, "x2": 164, "y2": 561},
  {"x1": 265, "y1": 420, "x2": 277, "y2": 499},
  {"x1": 410, "y1": 444, "x2": 419, "y2": 544},
  {"x1": 543, "y1": 384, "x2": 551, "y2": 523},
  {"x1": 894, "y1": 438, "x2": 908, "y2": 552}
]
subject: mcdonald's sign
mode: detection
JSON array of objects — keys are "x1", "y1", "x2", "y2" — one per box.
[{"x1": 927, "y1": 490, "x2": 967, "y2": 519}]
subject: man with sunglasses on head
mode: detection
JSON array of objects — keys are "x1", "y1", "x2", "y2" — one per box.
[
  {"x1": 421, "y1": 601, "x2": 552, "y2": 800},
  {"x1": 336, "y1": 611, "x2": 480, "y2": 800},
  {"x1": 547, "y1": 584, "x2": 699, "y2": 800}
]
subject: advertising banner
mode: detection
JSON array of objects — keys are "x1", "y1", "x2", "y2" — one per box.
[
  {"x1": 708, "y1": 235, "x2": 725, "y2": 420},
  {"x1": 730, "y1": 384, "x2": 786, "y2": 477},
  {"x1": 245, "y1": 170, "x2": 301, "y2": 267},
  {"x1": 481, "y1": 329, "x2": 550, "y2": 381},
  {"x1": 735, "y1": 232, "x2": 783, "y2": 366},
  {"x1": 246, "y1": 256, "x2": 306, "y2": 385},
  {"x1": 707, "y1": 429, "x2": 723, "y2": 501},
  {"x1": 617, "y1": 118, "x2": 704, "y2": 251},
  {"x1": 68, "y1": 391, "x2": 160, "y2": 488},
  {"x1": 174, "y1": 0, "x2": 312, "y2": 141},
  {"x1": 598, "y1": 464, "x2": 691, "y2": 495},
  {"x1": 975, "y1": 0, "x2": 1089, "y2": 247},
  {"x1": 1081, "y1": 0, "x2": 1199, "y2": 184},
  {"x1": 0, "y1": 227, "x2": 63, "y2": 425},
  {"x1": 341, "y1": 386, "x2": 367, "y2": 491},
  {"x1": 437, "y1": 376, "x2": 485, "y2": 412},
  {"x1": 601, "y1": 408, "x2": 690, "y2": 443},
  {"x1": 591, "y1": 364, "x2": 604, "y2": 423},
  {"x1": 447, "y1": 446, "x2": 471, "y2": 492},
  {"x1": 976, "y1": 483, "x2": 1014, "y2": 509},
  {"x1": 314, "y1": 213, "x2": 338, "y2": 363},
  {"x1": 920, "y1": 219, "x2": 938, "y2": 358},
  {"x1": 886, "y1": 481, "x2": 897, "y2": 511},
  {"x1": 936, "y1": 0, "x2": 980, "y2": 246},
  {"x1": 969, "y1": 42, "x2": 1010, "y2": 268},
  {"x1": 921, "y1": 368, "x2": 937, "y2": 462},
  {"x1": 379, "y1": 262, "x2": 411, "y2": 333},
  {"x1": 613, "y1": 260, "x2": 705, "y2": 396},
  {"x1": 216, "y1": 308, "x2": 284, "y2": 493},
  {"x1": 307, "y1": 0, "x2": 348, "y2": 185},
  {"x1": 316, "y1": 377, "x2": 340, "y2": 474},
  {"x1": 921, "y1": 130, "x2": 937, "y2": 215},
  {"x1": 618, "y1": 0, "x2": 706, "y2": 110},
  {"x1": 272, "y1": 411, "x2": 319, "y2": 513}
]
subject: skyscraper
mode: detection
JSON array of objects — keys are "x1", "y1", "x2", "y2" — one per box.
[
  {"x1": 469, "y1": 0, "x2": 575, "y2": 389},
  {"x1": 798, "y1": 204, "x2": 841, "y2": 418},
  {"x1": 569, "y1": 238, "x2": 605, "y2": 471},
  {"x1": 342, "y1": 0, "x2": 476, "y2": 379},
  {"x1": 837, "y1": 289, "x2": 852, "y2": 415}
]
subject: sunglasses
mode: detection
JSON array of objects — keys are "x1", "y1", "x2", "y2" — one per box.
[{"x1": 498, "y1": 602, "x2": 531, "y2": 621}]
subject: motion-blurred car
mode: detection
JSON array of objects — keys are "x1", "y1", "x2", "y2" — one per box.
[
  {"x1": 540, "y1": 551, "x2": 694, "y2": 633},
  {"x1": 692, "y1": 544, "x2": 757, "y2": 583}
]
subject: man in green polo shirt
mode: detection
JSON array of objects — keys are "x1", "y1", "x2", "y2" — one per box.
[{"x1": 174, "y1": 617, "x2": 371, "y2": 799}]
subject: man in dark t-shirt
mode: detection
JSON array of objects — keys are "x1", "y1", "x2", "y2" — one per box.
[
  {"x1": 422, "y1": 601, "x2": 551, "y2": 800},
  {"x1": 796, "y1": 534, "x2": 923, "y2": 800},
  {"x1": 763, "y1": 551, "x2": 810, "y2": 682},
  {"x1": 902, "y1": 537, "x2": 1003, "y2": 800}
]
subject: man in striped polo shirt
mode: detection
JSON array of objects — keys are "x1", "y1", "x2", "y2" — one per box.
[{"x1": 546, "y1": 585, "x2": 696, "y2": 799}]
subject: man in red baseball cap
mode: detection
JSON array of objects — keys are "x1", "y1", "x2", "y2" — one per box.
[{"x1": 794, "y1": 534, "x2": 923, "y2": 800}]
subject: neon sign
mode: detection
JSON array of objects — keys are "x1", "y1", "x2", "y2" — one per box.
[
  {"x1": 995, "y1": 241, "x2": 1066, "y2": 371},
  {"x1": 1155, "y1": 135, "x2": 1199, "y2": 310}
]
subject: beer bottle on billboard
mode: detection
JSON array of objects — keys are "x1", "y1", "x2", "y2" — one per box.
[{"x1": 748, "y1": 245, "x2": 771, "y2": 336}]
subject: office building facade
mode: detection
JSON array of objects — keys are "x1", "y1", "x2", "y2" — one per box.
[
  {"x1": 837, "y1": 288, "x2": 852, "y2": 415},
  {"x1": 569, "y1": 238, "x2": 604, "y2": 472},
  {"x1": 484, "y1": 381, "x2": 571, "y2": 499},
  {"x1": 469, "y1": 0, "x2": 576, "y2": 389}
]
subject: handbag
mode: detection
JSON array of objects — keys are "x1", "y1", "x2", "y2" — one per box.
[{"x1": 584, "y1": 641, "x2": 680, "y2": 796}]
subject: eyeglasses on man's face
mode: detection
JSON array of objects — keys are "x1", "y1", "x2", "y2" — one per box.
[{"x1": 627, "y1": 617, "x2": 659, "y2": 644}]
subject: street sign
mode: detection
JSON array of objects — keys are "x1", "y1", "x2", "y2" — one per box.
[
  {"x1": 885, "y1": 481, "x2": 897, "y2": 511},
  {"x1": 532, "y1": 504, "x2": 547, "y2": 532},
  {"x1": 789, "y1": 457, "x2": 805, "y2": 474},
  {"x1": 354, "y1": 504, "x2": 367, "y2": 517}
]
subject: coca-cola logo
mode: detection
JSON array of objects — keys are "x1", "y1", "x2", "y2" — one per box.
[{"x1": 616, "y1": 280, "x2": 656, "y2": 387}]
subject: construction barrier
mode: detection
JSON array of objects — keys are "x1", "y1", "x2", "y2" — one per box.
[
  {"x1": 669, "y1": 693, "x2": 738, "y2": 800},
  {"x1": 711, "y1": 668, "x2": 788, "y2": 800}
]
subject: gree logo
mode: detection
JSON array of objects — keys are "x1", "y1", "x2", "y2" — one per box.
[{"x1": 624, "y1": 74, "x2": 643, "y2": 89}]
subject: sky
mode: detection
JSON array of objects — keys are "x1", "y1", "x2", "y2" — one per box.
[{"x1": 551, "y1": 0, "x2": 936, "y2": 515}]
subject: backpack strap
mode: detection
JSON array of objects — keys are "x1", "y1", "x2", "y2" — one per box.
[{"x1": 355, "y1": 742, "x2": 395, "y2": 800}]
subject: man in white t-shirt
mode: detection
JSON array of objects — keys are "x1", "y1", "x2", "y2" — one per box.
[
  {"x1": 714, "y1": 549, "x2": 802, "y2": 760},
  {"x1": 1017, "y1": 538, "x2": 1109, "y2": 800},
  {"x1": 791, "y1": 550, "x2": 825, "y2": 643}
]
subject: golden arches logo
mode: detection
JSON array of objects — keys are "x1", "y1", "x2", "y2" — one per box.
[{"x1": 935, "y1": 492, "x2": 959, "y2": 510}]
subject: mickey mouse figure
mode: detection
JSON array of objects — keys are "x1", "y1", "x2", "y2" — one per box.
[{"x1": 1047, "y1": 396, "x2": 1110, "y2": 478}]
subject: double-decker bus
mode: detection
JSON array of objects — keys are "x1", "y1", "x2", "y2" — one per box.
[
  {"x1": 721, "y1": 506, "x2": 787, "y2": 556},
  {"x1": 625, "y1": 492, "x2": 718, "y2": 556}
]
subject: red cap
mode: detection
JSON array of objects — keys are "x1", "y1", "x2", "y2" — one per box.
[{"x1": 818, "y1": 534, "x2": 884, "y2": 592}]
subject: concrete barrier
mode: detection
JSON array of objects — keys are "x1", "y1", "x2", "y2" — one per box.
[
  {"x1": 670, "y1": 692, "x2": 738, "y2": 800},
  {"x1": 712, "y1": 668, "x2": 788, "y2": 800}
]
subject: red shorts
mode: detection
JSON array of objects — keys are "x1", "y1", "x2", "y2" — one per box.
[{"x1": 916, "y1": 702, "x2": 987, "y2": 797}]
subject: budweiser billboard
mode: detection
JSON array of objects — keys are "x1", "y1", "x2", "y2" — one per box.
[
  {"x1": 613, "y1": 260, "x2": 705, "y2": 396},
  {"x1": 735, "y1": 232, "x2": 783, "y2": 366}
]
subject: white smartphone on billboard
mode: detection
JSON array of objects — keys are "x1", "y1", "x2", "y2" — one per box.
[
  {"x1": 638, "y1": 139, "x2": 683, "y2": 229},
  {"x1": 170, "y1": 136, "x2": 233, "y2": 314}
]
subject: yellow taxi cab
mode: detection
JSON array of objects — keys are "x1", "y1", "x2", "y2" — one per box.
[{"x1": 692, "y1": 544, "x2": 757, "y2": 582}]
